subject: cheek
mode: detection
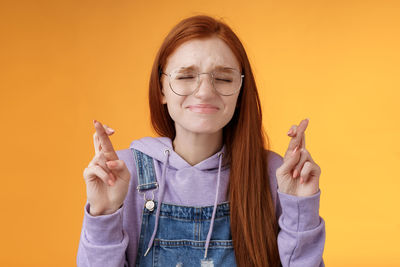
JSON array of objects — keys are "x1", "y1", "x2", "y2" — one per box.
[
  {"x1": 223, "y1": 98, "x2": 239, "y2": 117},
  {"x1": 164, "y1": 95, "x2": 185, "y2": 120}
]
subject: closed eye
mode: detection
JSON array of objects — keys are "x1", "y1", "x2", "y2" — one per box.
[
  {"x1": 177, "y1": 76, "x2": 195, "y2": 80},
  {"x1": 215, "y1": 78, "x2": 232, "y2": 82}
]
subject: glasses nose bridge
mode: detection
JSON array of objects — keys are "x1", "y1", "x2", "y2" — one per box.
[
  {"x1": 195, "y1": 72, "x2": 217, "y2": 97},
  {"x1": 197, "y1": 72, "x2": 214, "y2": 87}
]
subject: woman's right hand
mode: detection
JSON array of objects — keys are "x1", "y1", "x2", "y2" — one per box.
[{"x1": 83, "y1": 120, "x2": 131, "y2": 216}]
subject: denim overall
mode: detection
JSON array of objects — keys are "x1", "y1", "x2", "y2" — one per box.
[{"x1": 132, "y1": 148, "x2": 237, "y2": 267}]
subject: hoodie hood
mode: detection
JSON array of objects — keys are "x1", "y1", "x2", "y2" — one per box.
[{"x1": 130, "y1": 136, "x2": 228, "y2": 171}]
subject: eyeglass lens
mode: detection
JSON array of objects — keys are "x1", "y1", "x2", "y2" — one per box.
[{"x1": 169, "y1": 69, "x2": 242, "y2": 96}]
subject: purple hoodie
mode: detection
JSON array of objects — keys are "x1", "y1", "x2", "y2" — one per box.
[{"x1": 77, "y1": 136, "x2": 325, "y2": 266}]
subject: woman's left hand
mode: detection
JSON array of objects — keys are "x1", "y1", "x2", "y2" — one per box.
[{"x1": 276, "y1": 118, "x2": 321, "y2": 197}]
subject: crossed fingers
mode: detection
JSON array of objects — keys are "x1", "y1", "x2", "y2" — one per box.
[{"x1": 285, "y1": 118, "x2": 316, "y2": 184}]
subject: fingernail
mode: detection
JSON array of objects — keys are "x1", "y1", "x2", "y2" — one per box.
[
  {"x1": 292, "y1": 146, "x2": 298, "y2": 155},
  {"x1": 108, "y1": 179, "x2": 114, "y2": 186},
  {"x1": 108, "y1": 127, "x2": 115, "y2": 133},
  {"x1": 293, "y1": 169, "x2": 298, "y2": 178},
  {"x1": 93, "y1": 119, "x2": 97, "y2": 124},
  {"x1": 287, "y1": 129, "x2": 292, "y2": 135}
]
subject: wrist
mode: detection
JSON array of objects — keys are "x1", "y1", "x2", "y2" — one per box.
[
  {"x1": 89, "y1": 204, "x2": 123, "y2": 216},
  {"x1": 278, "y1": 187, "x2": 320, "y2": 197}
]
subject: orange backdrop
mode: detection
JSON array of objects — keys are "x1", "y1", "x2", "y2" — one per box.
[{"x1": 1, "y1": 0, "x2": 399, "y2": 266}]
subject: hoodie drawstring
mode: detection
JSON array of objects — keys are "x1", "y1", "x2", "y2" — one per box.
[
  {"x1": 204, "y1": 151, "x2": 223, "y2": 260},
  {"x1": 143, "y1": 148, "x2": 223, "y2": 260},
  {"x1": 144, "y1": 148, "x2": 170, "y2": 257}
]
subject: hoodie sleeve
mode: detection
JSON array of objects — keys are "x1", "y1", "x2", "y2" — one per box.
[
  {"x1": 76, "y1": 149, "x2": 132, "y2": 267},
  {"x1": 76, "y1": 202, "x2": 129, "y2": 267},
  {"x1": 267, "y1": 150, "x2": 326, "y2": 267}
]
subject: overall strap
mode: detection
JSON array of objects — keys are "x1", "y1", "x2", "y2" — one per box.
[{"x1": 131, "y1": 148, "x2": 158, "y2": 192}]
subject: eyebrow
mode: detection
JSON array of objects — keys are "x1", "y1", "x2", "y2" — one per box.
[{"x1": 178, "y1": 65, "x2": 238, "y2": 71}]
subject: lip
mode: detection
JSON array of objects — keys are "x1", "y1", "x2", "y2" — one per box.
[{"x1": 187, "y1": 104, "x2": 219, "y2": 114}]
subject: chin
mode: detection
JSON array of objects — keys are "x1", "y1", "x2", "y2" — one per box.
[
  {"x1": 187, "y1": 126, "x2": 221, "y2": 135},
  {"x1": 177, "y1": 121, "x2": 223, "y2": 135}
]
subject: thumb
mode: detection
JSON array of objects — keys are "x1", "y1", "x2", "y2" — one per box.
[
  {"x1": 278, "y1": 148, "x2": 301, "y2": 176},
  {"x1": 106, "y1": 160, "x2": 130, "y2": 182}
]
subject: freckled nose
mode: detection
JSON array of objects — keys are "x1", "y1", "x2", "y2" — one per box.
[{"x1": 195, "y1": 73, "x2": 215, "y2": 96}]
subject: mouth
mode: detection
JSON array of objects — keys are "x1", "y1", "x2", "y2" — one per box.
[{"x1": 187, "y1": 104, "x2": 219, "y2": 114}]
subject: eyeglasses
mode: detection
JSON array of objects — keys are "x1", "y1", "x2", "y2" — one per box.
[{"x1": 161, "y1": 67, "x2": 244, "y2": 96}]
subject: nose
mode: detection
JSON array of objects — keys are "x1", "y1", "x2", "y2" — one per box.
[{"x1": 193, "y1": 73, "x2": 216, "y2": 98}]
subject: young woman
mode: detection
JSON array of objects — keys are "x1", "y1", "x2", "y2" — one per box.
[{"x1": 77, "y1": 15, "x2": 325, "y2": 267}]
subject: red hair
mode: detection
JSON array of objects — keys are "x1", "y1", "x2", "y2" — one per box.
[{"x1": 148, "y1": 15, "x2": 280, "y2": 267}]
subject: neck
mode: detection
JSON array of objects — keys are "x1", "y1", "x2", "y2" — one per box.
[{"x1": 172, "y1": 127, "x2": 223, "y2": 166}]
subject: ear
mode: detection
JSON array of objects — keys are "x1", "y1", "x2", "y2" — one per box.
[
  {"x1": 235, "y1": 97, "x2": 241, "y2": 109},
  {"x1": 161, "y1": 87, "x2": 167, "y2": 104},
  {"x1": 159, "y1": 73, "x2": 167, "y2": 104}
]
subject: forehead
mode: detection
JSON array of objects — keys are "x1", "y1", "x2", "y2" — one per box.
[{"x1": 165, "y1": 37, "x2": 240, "y2": 72}]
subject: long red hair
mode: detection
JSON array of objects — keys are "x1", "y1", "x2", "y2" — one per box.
[{"x1": 148, "y1": 15, "x2": 280, "y2": 267}]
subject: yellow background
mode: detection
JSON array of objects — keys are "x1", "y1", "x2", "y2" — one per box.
[{"x1": 1, "y1": 0, "x2": 399, "y2": 266}]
